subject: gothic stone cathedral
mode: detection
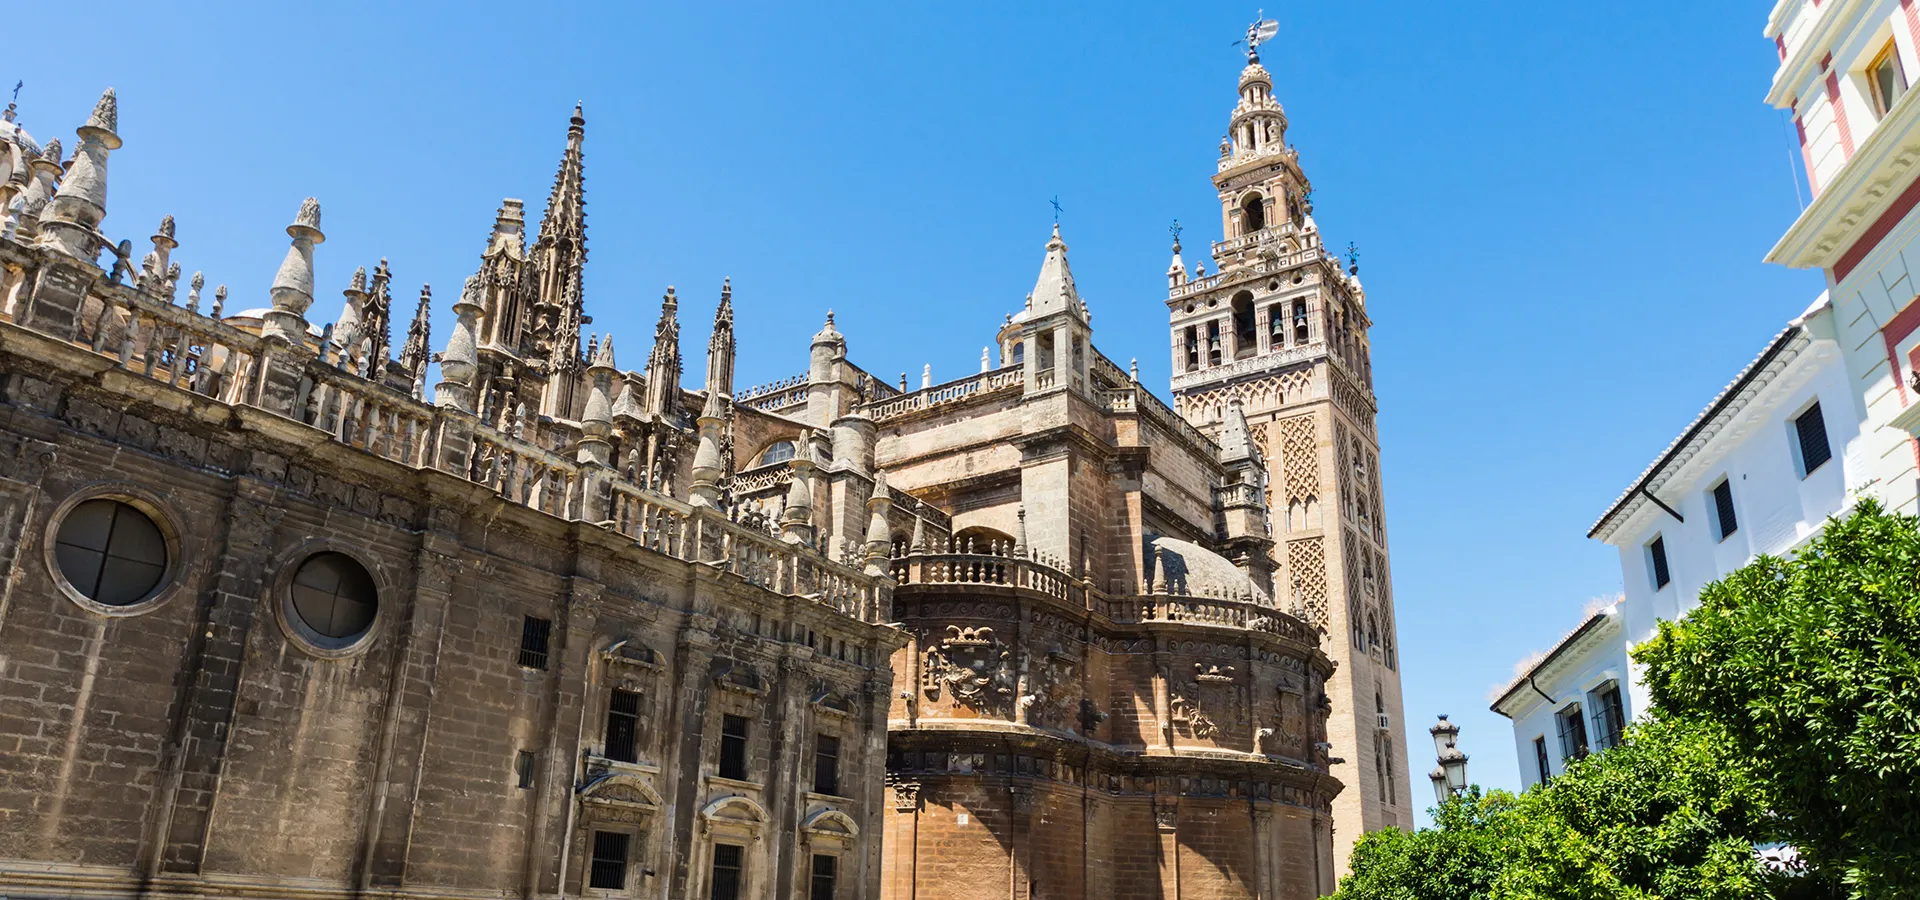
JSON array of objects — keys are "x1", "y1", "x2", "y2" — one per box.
[{"x1": 0, "y1": 43, "x2": 1408, "y2": 900}]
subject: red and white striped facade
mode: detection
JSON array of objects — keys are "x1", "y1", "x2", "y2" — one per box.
[{"x1": 1767, "y1": 0, "x2": 1920, "y2": 514}]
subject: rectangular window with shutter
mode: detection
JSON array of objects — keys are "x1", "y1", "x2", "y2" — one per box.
[
  {"x1": 519, "y1": 615, "x2": 551, "y2": 670},
  {"x1": 589, "y1": 831, "x2": 629, "y2": 890},
  {"x1": 1591, "y1": 682, "x2": 1627, "y2": 751},
  {"x1": 1710, "y1": 479, "x2": 1738, "y2": 541},
  {"x1": 810, "y1": 854, "x2": 836, "y2": 900},
  {"x1": 1534, "y1": 736, "x2": 1552, "y2": 784},
  {"x1": 516, "y1": 750, "x2": 536, "y2": 789},
  {"x1": 1795, "y1": 403, "x2": 1831, "y2": 477},
  {"x1": 605, "y1": 689, "x2": 641, "y2": 763},
  {"x1": 710, "y1": 843, "x2": 744, "y2": 900},
  {"x1": 719, "y1": 715, "x2": 749, "y2": 781},
  {"x1": 813, "y1": 734, "x2": 840, "y2": 796},
  {"x1": 1556, "y1": 703, "x2": 1590, "y2": 761},
  {"x1": 1648, "y1": 535, "x2": 1671, "y2": 590}
]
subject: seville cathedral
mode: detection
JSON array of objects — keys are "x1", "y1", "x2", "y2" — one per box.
[{"x1": 0, "y1": 35, "x2": 1408, "y2": 900}]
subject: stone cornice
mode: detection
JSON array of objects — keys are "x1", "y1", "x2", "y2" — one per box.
[{"x1": 1770, "y1": 89, "x2": 1920, "y2": 271}]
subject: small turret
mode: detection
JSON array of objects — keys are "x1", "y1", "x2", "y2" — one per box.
[
  {"x1": 577, "y1": 336, "x2": 616, "y2": 465},
  {"x1": 436, "y1": 276, "x2": 483, "y2": 411},
  {"x1": 38, "y1": 88, "x2": 119, "y2": 262},
  {"x1": 781, "y1": 430, "x2": 817, "y2": 545},
  {"x1": 262, "y1": 198, "x2": 324, "y2": 345}
]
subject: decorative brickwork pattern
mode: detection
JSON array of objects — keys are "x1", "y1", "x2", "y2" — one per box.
[{"x1": 1286, "y1": 538, "x2": 1326, "y2": 628}]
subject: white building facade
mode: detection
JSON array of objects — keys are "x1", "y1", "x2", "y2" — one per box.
[
  {"x1": 1489, "y1": 605, "x2": 1630, "y2": 790},
  {"x1": 1766, "y1": 0, "x2": 1920, "y2": 508},
  {"x1": 1492, "y1": 0, "x2": 1920, "y2": 789}
]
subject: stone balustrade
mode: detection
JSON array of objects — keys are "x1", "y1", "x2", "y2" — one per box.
[
  {"x1": 864, "y1": 365, "x2": 1023, "y2": 421},
  {"x1": 0, "y1": 234, "x2": 893, "y2": 628}
]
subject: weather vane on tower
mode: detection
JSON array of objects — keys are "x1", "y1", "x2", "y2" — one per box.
[{"x1": 1234, "y1": 11, "x2": 1280, "y2": 61}]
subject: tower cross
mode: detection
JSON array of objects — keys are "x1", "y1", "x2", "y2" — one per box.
[{"x1": 1050, "y1": 196, "x2": 1063, "y2": 223}]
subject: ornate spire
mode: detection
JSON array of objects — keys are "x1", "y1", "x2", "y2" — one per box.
[
  {"x1": 532, "y1": 105, "x2": 586, "y2": 364},
  {"x1": 643, "y1": 286, "x2": 681, "y2": 420},
  {"x1": 363, "y1": 258, "x2": 393, "y2": 369},
  {"x1": 399, "y1": 283, "x2": 431, "y2": 382},
  {"x1": 1028, "y1": 224, "x2": 1087, "y2": 320},
  {"x1": 263, "y1": 198, "x2": 325, "y2": 344},
  {"x1": 705, "y1": 277, "x2": 735, "y2": 398}
]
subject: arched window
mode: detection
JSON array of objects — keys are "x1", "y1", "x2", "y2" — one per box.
[
  {"x1": 1241, "y1": 194, "x2": 1266, "y2": 234},
  {"x1": 757, "y1": 441, "x2": 796, "y2": 467},
  {"x1": 1230, "y1": 292, "x2": 1257, "y2": 359},
  {"x1": 1011, "y1": 342, "x2": 1025, "y2": 366},
  {"x1": 1292, "y1": 300, "x2": 1310, "y2": 344}
]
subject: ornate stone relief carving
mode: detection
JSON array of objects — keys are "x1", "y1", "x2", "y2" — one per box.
[
  {"x1": 921, "y1": 625, "x2": 1015, "y2": 717},
  {"x1": 1170, "y1": 663, "x2": 1239, "y2": 741}
]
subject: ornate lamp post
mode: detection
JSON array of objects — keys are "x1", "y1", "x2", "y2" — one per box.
[{"x1": 1428, "y1": 714, "x2": 1469, "y2": 805}]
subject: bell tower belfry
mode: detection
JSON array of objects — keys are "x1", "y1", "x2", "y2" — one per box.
[{"x1": 1166, "y1": 28, "x2": 1413, "y2": 875}]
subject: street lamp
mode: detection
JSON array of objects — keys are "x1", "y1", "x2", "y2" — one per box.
[{"x1": 1429, "y1": 714, "x2": 1470, "y2": 804}]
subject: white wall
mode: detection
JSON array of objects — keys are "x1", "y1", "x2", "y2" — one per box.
[
  {"x1": 1498, "y1": 614, "x2": 1631, "y2": 790},
  {"x1": 1608, "y1": 331, "x2": 1855, "y2": 716}
]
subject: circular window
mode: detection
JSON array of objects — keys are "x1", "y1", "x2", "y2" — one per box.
[
  {"x1": 288, "y1": 552, "x2": 378, "y2": 647},
  {"x1": 53, "y1": 498, "x2": 168, "y2": 606}
]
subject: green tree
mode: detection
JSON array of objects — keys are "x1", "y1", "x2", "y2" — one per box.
[
  {"x1": 1638, "y1": 499, "x2": 1920, "y2": 896},
  {"x1": 1494, "y1": 716, "x2": 1781, "y2": 900},
  {"x1": 1334, "y1": 788, "x2": 1523, "y2": 900}
]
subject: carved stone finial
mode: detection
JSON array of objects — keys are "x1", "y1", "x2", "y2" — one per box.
[
  {"x1": 85, "y1": 88, "x2": 117, "y2": 134},
  {"x1": 294, "y1": 196, "x2": 321, "y2": 230},
  {"x1": 212, "y1": 284, "x2": 227, "y2": 318}
]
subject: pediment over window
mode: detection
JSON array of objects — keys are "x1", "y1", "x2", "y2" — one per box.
[
  {"x1": 604, "y1": 638, "x2": 660, "y2": 669},
  {"x1": 713, "y1": 659, "x2": 764, "y2": 694},
  {"x1": 700, "y1": 795, "x2": 770, "y2": 840},
  {"x1": 811, "y1": 688, "x2": 854, "y2": 716},
  {"x1": 800, "y1": 808, "x2": 860, "y2": 842},
  {"x1": 578, "y1": 773, "x2": 663, "y2": 824}
]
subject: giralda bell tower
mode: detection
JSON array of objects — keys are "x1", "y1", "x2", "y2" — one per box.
[{"x1": 1166, "y1": 26, "x2": 1413, "y2": 872}]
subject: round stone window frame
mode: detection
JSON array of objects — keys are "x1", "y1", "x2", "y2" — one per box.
[
  {"x1": 272, "y1": 541, "x2": 389, "y2": 659},
  {"x1": 41, "y1": 484, "x2": 188, "y2": 618}
]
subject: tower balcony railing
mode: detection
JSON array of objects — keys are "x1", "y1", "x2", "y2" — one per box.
[
  {"x1": 888, "y1": 539, "x2": 1319, "y2": 646},
  {"x1": 1210, "y1": 220, "x2": 1306, "y2": 258},
  {"x1": 1106, "y1": 592, "x2": 1316, "y2": 645}
]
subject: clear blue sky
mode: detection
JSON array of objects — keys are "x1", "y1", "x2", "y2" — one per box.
[{"x1": 7, "y1": 1, "x2": 1822, "y2": 821}]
